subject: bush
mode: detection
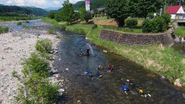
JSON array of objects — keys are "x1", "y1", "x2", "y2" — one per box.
[
  {"x1": 48, "y1": 12, "x2": 56, "y2": 19},
  {"x1": 142, "y1": 17, "x2": 166, "y2": 33},
  {"x1": 56, "y1": 35, "x2": 62, "y2": 39},
  {"x1": 35, "y1": 39, "x2": 52, "y2": 53},
  {"x1": 125, "y1": 18, "x2": 138, "y2": 27},
  {"x1": 84, "y1": 11, "x2": 92, "y2": 23},
  {"x1": 14, "y1": 73, "x2": 60, "y2": 104},
  {"x1": 21, "y1": 53, "x2": 50, "y2": 77},
  {"x1": 17, "y1": 22, "x2": 22, "y2": 25},
  {"x1": 153, "y1": 17, "x2": 166, "y2": 32},
  {"x1": 161, "y1": 13, "x2": 171, "y2": 29},
  {"x1": 55, "y1": 24, "x2": 66, "y2": 30},
  {"x1": 142, "y1": 14, "x2": 171, "y2": 33},
  {"x1": 92, "y1": 24, "x2": 97, "y2": 29},
  {"x1": 0, "y1": 27, "x2": 9, "y2": 34},
  {"x1": 23, "y1": 20, "x2": 29, "y2": 23},
  {"x1": 47, "y1": 28, "x2": 55, "y2": 34}
]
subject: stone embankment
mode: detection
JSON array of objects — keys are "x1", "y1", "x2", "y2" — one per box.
[{"x1": 99, "y1": 29, "x2": 174, "y2": 46}]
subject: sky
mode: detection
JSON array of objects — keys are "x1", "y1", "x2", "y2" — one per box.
[{"x1": 0, "y1": 0, "x2": 82, "y2": 9}]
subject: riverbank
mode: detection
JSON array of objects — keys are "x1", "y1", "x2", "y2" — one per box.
[
  {"x1": 0, "y1": 20, "x2": 61, "y2": 103},
  {"x1": 42, "y1": 18, "x2": 185, "y2": 88}
]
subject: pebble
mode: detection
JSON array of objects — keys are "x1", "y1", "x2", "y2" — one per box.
[
  {"x1": 77, "y1": 100, "x2": 81, "y2": 103},
  {"x1": 161, "y1": 76, "x2": 166, "y2": 80},
  {"x1": 65, "y1": 68, "x2": 69, "y2": 71},
  {"x1": 182, "y1": 93, "x2": 185, "y2": 98},
  {"x1": 103, "y1": 50, "x2": 108, "y2": 53},
  {"x1": 174, "y1": 79, "x2": 182, "y2": 87}
]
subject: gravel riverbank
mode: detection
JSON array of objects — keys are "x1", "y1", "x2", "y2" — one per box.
[{"x1": 0, "y1": 20, "x2": 62, "y2": 104}]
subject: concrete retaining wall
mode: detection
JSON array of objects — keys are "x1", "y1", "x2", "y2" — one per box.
[{"x1": 99, "y1": 29, "x2": 174, "y2": 46}]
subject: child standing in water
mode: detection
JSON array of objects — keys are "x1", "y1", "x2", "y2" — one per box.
[
  {"x1": 107, "y1": 63, "x2": 112, "y2": 72},
  {"x1": 86, "y1": 43, "x2": 90, "y2": 56}
]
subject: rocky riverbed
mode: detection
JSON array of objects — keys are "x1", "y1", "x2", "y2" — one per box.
[{"x1": 0, "y1": 20, "x2": 63, "y2": 104}]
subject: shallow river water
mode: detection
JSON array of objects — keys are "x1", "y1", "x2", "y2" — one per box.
[{"x1": 54, "y1": 30, "x2": 185, "y2": 104}]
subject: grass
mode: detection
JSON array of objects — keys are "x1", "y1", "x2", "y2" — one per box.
[
  {"x1": 47, "y1": 28, "x2": 55, "y2": 34},
  {"x1": 92, "y1": 17, "x2": 114, "y2": 21},
  {"x1": 22, "y1": 25, "x2": 37, "y2": 29},
  {"x1": 0, "y1": 16, "x2": 38, "y2": 21},
  {"x1": 102, "y1": 25, "x2": 142, "y2": 33},
  {"x1": 0, "y1": 27, "x2": 9, "y2": 34},
  {"x1": 175, "y1": 26, "x2": 185, "y2": 37},
  {"x1": 66, "y1": 24, "x2": 94, "y2": 35},
  {"x1": 17, "y1": 22, "x2": 22, "y2": 25},
  {"x1": 42, "y1": 17, "x2": 58, "y2": 26},
  {"x1": 23, "y1": 20, "x2": 29, "y2": 23},
  {"x1": 35, "y1": 39, "x2": 52, "y2": 53},
  {"x1": 56, "y1": 35, "x2": 62, "y2": 39}
]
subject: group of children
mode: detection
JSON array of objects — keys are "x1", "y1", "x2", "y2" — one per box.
[
  {"x1": 121, "y1": 79, "x2": 151, "y2": 98},
  {"x1": 83, "y1": 63, "x2": 116, "y2": 78}
]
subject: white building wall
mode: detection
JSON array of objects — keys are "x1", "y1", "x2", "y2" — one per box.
[
  {"x1": 171, "y1": 14, "x2": 176, "y2": 19},
  {"x1": 177, "y1": 6, "x2": 185, "y2": 14}
]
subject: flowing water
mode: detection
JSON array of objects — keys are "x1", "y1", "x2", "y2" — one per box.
[{"x1": 54, "y1": 31, "x2": 185, "y2": 104}]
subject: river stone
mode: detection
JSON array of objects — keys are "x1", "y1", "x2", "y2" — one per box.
[
  {"x1": 65, "y1": 68, "x2": 69, "y2": 71},
  {"x1": 182, "y1": 93, "x2": 185, "y2": 98},
  {"x1": 161, "y1": 76, "x2": 166, "y2": 80},
  {"x1": 103, "y1": 50, "x2": 108, "y2": 53},
  {"x1": 174, "y1": 79, "x2": 182, "y2": 87}
]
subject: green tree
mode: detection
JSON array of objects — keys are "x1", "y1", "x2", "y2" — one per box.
[
  {"x1": 106, "y1": 0, "x2": 129, "y2": 27},
  {"x1": 84, "y1": 11, "x2": 92, "y2": 23},
  {"x1": 60, "y1": 0, "x2": 76, "y2": 24},
  {"x1": 48, "y1": 12, "x2": 55, "y2": 19},
  {"x1": 78, "y1": 7, "x2": 86, "y2": 21},
  {"x1": 129, "y1": 0, "x2": 164, "y2": 18}
]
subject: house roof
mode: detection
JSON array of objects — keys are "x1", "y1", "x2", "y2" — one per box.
[{"x1": 165, "y1": 5, "x2": 181, "y2": 14}]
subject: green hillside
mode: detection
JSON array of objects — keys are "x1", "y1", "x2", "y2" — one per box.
[
  {"x1": 23, "y1": 7, "x2": 48, "y2": 16},
  {"x1": 0, "y1": 5, "x2": 48, "y2": 16}
]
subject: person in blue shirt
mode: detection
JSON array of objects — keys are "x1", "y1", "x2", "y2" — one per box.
[
  {"x1": 88, "y1": 73, "x2": 93, "y2": 78},
  {"x1": 121, "y1": 85, "x2": 129, "y2": 95}
]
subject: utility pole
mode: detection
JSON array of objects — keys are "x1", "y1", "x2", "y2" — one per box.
[{"x1": 163, "y1": 0, "x2": 167, "y2": 13}]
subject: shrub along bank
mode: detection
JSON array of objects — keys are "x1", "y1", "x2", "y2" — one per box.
[
  {"x1": 12, "y1": 39, "x2": 60, "y2": 103},
  {"x1": 43, "y1": 18, "x2": 185, "y2": 88},
  {"x1": 0, "y1": 27, "x2": 9, "y2": 34}
]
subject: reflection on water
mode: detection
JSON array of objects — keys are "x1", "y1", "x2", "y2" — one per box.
[{"x1": 55, "y1": 31, "x2": 185, "y2": 104}]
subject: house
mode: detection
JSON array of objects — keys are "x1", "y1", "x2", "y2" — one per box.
[
  {"x1": 91, "y1": 7, "x2": 106, "y2": 17},
  {"x1": 165, "y1": 5, "x2": 185, "y2": 19}
]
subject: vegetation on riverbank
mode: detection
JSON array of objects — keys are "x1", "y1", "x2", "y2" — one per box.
[
  {"x1": 0, "y1": 17, "x2": 39, "y2": 22},
  {"x1": 175, "y1": 26, "x2": 185, "y2": 37},
  {"x1": 17, "y1": 22, "x2": 22, "y2": 25},
  {"x1": 0, "y1": 27, "x2": 9, "y2": 34},
  {"x1": 12, "y1": 39, "x2": 60, "y2": 103}
]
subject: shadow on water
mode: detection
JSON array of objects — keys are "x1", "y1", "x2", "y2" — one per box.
[{"x1": 54, "y1": 31, "x2": 185, "y2": 104}]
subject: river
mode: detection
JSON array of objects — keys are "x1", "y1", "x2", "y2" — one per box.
[
  {"x1": 54, "y1": 30, "x2": 185, "y2": 104},
  {"x1": 2, "y1": 19, "x2": 185, "y2": 104}
]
